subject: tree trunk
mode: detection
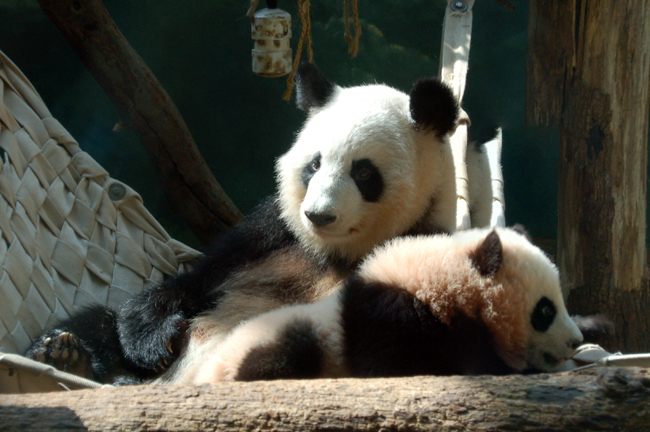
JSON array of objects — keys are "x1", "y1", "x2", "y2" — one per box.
[
  {"x1": 37, "y1": 0, "x2": 243, "y2": 246},
  {"x1": 526, "y1": 0, "x2": 650, "y2": 353},
  {"x1": 2, "y1": 368, "x2": 650, "y2": 431}
]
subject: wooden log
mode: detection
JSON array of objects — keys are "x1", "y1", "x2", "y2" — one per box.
[
  {"x1": 36, "y1": 0, "x2": 243, "y2": 245},
  {"x1": 2, "y1": 368, "x2": 650, "y2": 431},
  {"x1": 527, "y1": 0, "x2": 650, "y2": 352}
]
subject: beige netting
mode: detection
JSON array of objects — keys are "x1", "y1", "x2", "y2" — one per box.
[{"x1": 0, "y1": 50, "x2": 201, "y2": 360}]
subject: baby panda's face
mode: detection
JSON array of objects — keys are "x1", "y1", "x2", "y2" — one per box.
[
  {"x1": 497, "y1": 229, "x2": 583, "y2": 372},
  {"x1": 468, "y1": 228, "x2": 583, "y2": 373},
  {"x1": 277, "y1": 64, "x2": 459, "y2": 261},
  {"x1": 525, "y1": 292, "x2": 583, "y2": 372}
]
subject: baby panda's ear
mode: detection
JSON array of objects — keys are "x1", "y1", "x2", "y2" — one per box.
[
  {"x1": 295, "y1": 63, "x2": 336, "y2": 112},
  {"x1": 469, "y1": 230, "x2": 503, "y2": 277},
  {"x1": 409, "y1": 78, "x2": 459, "y2": 136}
]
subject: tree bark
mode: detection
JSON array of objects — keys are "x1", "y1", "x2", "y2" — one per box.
[
  {"x1": 526, "y1": 0, "x2": 650, "y2": 352},
  {"x1": 36, "y1": 0, "x2": 243, "y2": 246},
  {"x1": 2, "y1": 368, "x2": 650, "y2": 431}
]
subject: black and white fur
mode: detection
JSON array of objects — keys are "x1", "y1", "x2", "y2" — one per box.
[
  {"x1": 25, "y1": 63, "x2": 461, "y2": 383},
  {"x1": 178, "y1": 228, "x2": 586, "y2": 384}
]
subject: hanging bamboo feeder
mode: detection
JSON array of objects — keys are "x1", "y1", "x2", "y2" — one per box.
[{"x1": 251, "y1": 0, "x2": 292, "y2": 77}]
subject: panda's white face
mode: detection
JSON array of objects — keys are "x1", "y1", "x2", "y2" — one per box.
[
  {"x1": 493, "y1": 230, "x2": 584, "y2": 372},
  {"x1": 277, "y1": 84, "x2": 456, "y2": 261},
  {"x1": 525, "y1": 292, "x2": 584, "y2": 372}
]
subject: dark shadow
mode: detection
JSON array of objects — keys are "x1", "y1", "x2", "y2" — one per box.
[{"x1": 0, "y1": 406, "x2": 88, "y2": 431}]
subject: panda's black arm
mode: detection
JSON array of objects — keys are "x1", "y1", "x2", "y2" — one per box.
[{"x1": 117, "y1": 195, "x2": 298, "y2": 371}]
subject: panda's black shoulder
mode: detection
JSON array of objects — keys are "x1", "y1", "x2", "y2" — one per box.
[
  {"x1": 202, "y1": 194, "x2": 296, "y2": 259},
  {"x1": 338, "y1": 273, "x2": 517, "y2": 377},
  {"x1": 158, "y1": 194, "x2": 298, "y2": 311},
  {"x1": 338, "y1": 275, "x2": 441, "y2": 377}
]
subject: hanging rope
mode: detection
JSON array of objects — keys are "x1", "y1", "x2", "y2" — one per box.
[
  {"x1": 283, "y1": 0, "x2": 313, "y2": 100},
  {"x1": 344, "y1": 0, "x2": 362, "y2": 57},
  {"x1": 246, "y1": 0, "x2": 259, "y2": 17}
]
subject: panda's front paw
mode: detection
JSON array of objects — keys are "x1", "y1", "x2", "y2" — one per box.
[
  {"x1": 118, "y1": 311, "x2": 188, "y2": 372},
  {"x1": 25, "y1": 330, "x2": 93, "y2": 379}
]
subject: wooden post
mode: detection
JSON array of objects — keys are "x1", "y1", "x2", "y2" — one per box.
[{"x1": 527, "y1": 0, "x2": 650, "y2": 352}]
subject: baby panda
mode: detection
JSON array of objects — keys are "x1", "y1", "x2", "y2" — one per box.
[
  {"x1": 178, "y1": 228, "x2": 585, "y2": 384},
  {"x1": 25, "y1": 63, "x2": 461, "y2": 384}
]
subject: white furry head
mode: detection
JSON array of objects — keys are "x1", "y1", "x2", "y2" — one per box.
[
  {"x1": 277, "y1": 64, "x2": 459, "y2": 261},
  {"x1": 358, "y1": 227, "x2": 584, "y2": 372}
]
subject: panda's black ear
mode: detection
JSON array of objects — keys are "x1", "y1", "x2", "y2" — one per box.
[
  {"x1": 409, "y1": 78, "x2": 459, "y2": 136},
  {"x1": 295, "y1": 63, "x2": 336, "y2": 112},
  {"x1": 469, "y1": 230, "x2": 503, "y2": 277}
]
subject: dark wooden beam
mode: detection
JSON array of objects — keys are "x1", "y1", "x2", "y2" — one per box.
[{"x1": 37, "y1": 0, "x2": 243, "y2": 245}]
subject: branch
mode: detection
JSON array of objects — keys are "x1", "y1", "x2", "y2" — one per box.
[
  {"x1": 36, "y1": 0, "x2": 243, "y2": 245},
  {"x1": 2, "y1": 368, "x2": 650, "y2": 431}
]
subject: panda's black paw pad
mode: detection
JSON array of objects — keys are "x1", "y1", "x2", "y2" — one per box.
[
  {"x1": 49, "y1": 332, "x2": 82, "y2": 362},
  {"x1": 26, "y1": 331, "x2": 92, "y2": 378}
]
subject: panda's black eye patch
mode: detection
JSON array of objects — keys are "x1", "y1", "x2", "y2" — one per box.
[
  {"x1": 351, "y1": 159, "x2": 383, "y2": 202},
  {"x1": 301, "y1": 153, "x2": 321, "y2": 188},
  {"x1": 531, "y1": 297, "x2": 556, "y2": 333}
]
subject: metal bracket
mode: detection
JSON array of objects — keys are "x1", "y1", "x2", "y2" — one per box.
[{"x1": 450, "y1": 1, "x2": 468, "y2": 12}]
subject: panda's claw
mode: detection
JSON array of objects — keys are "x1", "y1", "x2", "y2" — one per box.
[
  {"x1": 167, "y1": 341, "x2": 173, "y2": 354},
  {"x1": 24, "y1": 329, "x2": 92, "y2": 378}
]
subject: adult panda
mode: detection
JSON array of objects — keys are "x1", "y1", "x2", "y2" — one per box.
[
  {"x1": 25, "y1": 63, "x2": 461, "y2": 383},
  {"x1": 179, "y1": 228, "x2": 587, "y2": 384}
]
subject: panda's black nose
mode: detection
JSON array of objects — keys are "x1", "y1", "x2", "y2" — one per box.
[
  {"x1": 569, "y1": 337, "x2": 583, "y2": 350},
  {"x1": 305, "y1": 211, "x2": 337, "y2": 227}
]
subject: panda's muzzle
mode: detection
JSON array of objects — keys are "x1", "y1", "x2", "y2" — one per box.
[{"x1": 305, "y1": 211, "x2": 337, "y2": 227}]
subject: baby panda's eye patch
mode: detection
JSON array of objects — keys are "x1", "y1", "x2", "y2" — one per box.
[
  {"x1": 301, "y1": 153, "x2": 322, "y2": 188},
  {"x1": 355, "y1": 167, "x2": 371, "y2": 181},
  {"x1": 531, "y1": 297, "x2": 556, "y2": 332},
  {"x1": 351, "y1": 159, "x2": 384, "y2": 202}
]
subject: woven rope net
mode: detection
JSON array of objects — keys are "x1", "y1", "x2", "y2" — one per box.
[{"x1": 0, "y1": 50, "x2": 201, "y2": 357}]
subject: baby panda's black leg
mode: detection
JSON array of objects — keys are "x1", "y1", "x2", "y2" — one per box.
[
  {"x1": 24, "y1": 305, "x2": 152, "y2": 384},
  {"x1": 235, "y1": 318, "x2": 325, "y2": 381},
  {"x1": 117, "y1": 195, "x2": 297, "y2": 372}
]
